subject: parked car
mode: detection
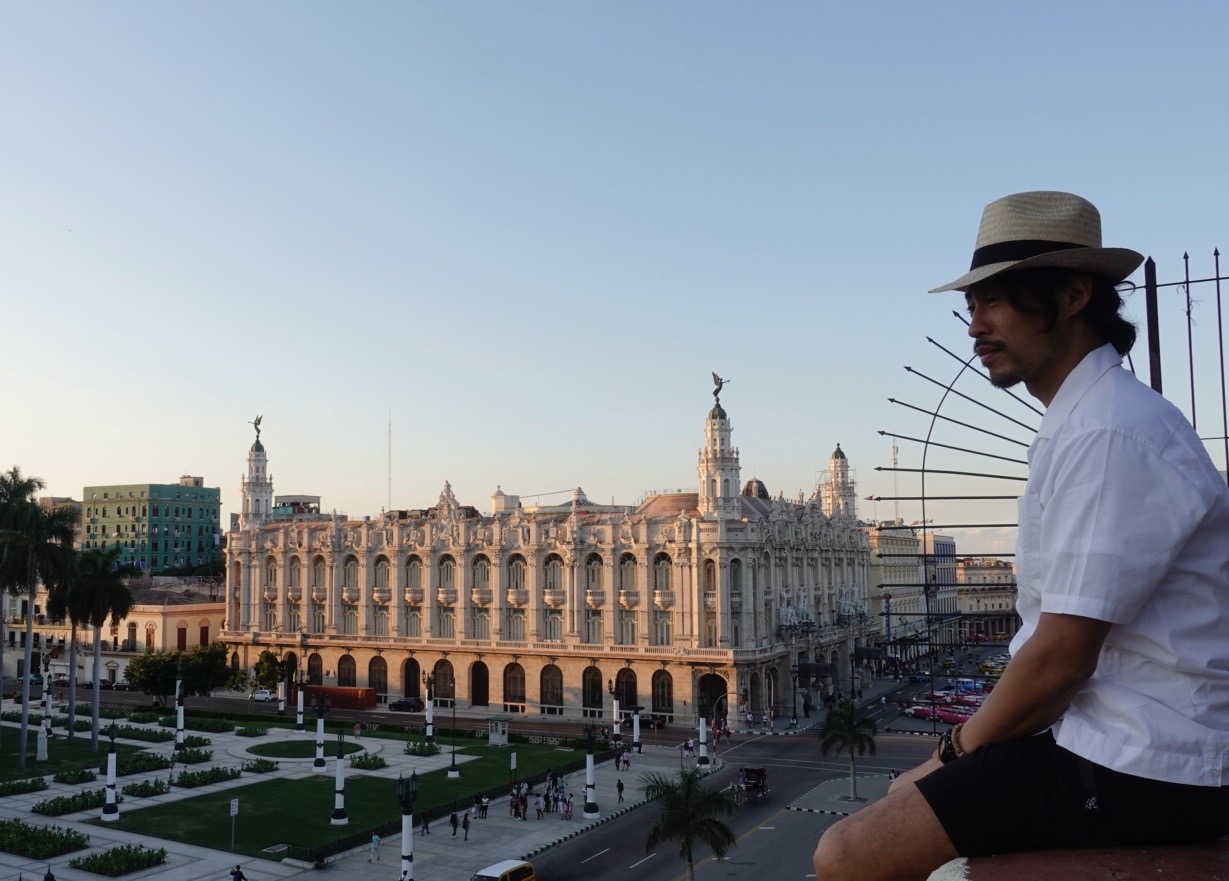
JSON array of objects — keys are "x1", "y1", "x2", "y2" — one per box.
[
  {"x1": 640, "y1": 713, "x2": 668, "y2": 729},
  {"x1": 249, "y1": 687, "x2": 275, "y2": 702},
  {"x1": 96, "y1": 679, "x2": 113, "y2": 690},
  {"x1": 112, "y1": 681, "x2": 135, "y2": 692},
  {"x1": 388, "y1": 696, "x2": 425, "y2": 712}
]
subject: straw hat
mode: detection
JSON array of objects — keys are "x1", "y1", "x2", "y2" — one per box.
[{"x1": 929, "y1": 190, "x2": 1143, "y2": 293}]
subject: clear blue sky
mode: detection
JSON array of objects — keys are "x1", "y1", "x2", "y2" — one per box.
[{"x1": 4, "y1": 3, "x2": 1227, "y2": 545}]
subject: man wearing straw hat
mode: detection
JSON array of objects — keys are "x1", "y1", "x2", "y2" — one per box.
[{"x1": 814, "y1": 191, "x2": 1229, "y2": 881}]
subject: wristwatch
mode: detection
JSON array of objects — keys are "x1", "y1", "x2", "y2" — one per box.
[{"x1": 938, "y1": 729, "x2": 959, "y2": 764}]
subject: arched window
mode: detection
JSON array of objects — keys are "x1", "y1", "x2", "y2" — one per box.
[
  {"x1": 434, "y1": 660, "x2": 455, "y2": 700},
  {"x1": 289, "y1": 557, "x2": 302, "y2": 589},
  {"x1": 405, "y1": 556, "x2": 422, "y2": 591},
  {"x1": 312, "y1": 557, "x2": 326, "y2": 590},
  {"x1": 230, "y1": 650, "x2": 240, "y2": 670},
  {"x1": 541, "y1": 665, "x2": 564, "y2": 714},
  {"x1": 508, "y1": 555, "x2": 526, "y2": 591},
  {"x1": 614, "y1": 668, "x2": 638, "y2": 709},
  {"x1": 704, "y1": 559, "x2": 716, "y2": 592},
  {"x1": 705, "y1": 618, "x2": 718, "y2": 647},
  {"x1": 503, "y1": 663, "x2": 526, "y2": 711},
  {"x1": 730, "y1": 558, "x2": 742, "y2": 594},
  {"x1": 405, "y1": 608, "x2": 421, "y2": 638},
  {"x1": 337, "y1": 655, "x2": 356, "y2": 687},
  {"x1": 652, "y1": 610, "x2": 672, "y2": 645},
  {"x1": 264, "y1": 557, "x2": 277, "y2": 589},
  {"x1": 436, "y1": 608, "x2": 455, "y2": 639},
  {"x1": 585, "y1": 554, "x2": 602, "y2": 591},
  {"x1": 586, "y1": 610, "x2": 602, "y2": 643},
  {"x1": 311, "y1": 603, "x2": 325, "y2": 633},
  {"x1": 342, "y1": 606, "x2": 358, "y2": 634},
  {"x1": 653, "y1": 553, "x2": 672, "y2": 592},
  {"x1": 374, "y1": 557, "x2": 389, "y2": 590},
  {"x1": 263, "y1": 605, "x2": 276, "y2": 631},
  {"x1": 374, "y1": 607, "x2": 390, "y2": 636},
  {"x1": 472, "y1": 609, "x2": 489, "y2": 640},
  {"x1": 544, "y1": 611, "x2": 562, "y2": 641},
  {"x1": 145, "y1": 623, "x2": 156, "y2": 651},
  {"x1": 544, "y1": 555, "x2": 563, "y2": 592},
  {"x1": 618, "y1": 554, "x2": 636, "y2": 592},
  {"x1": 507, "y1": 611, "x2": 525, "y2": 642},
  {"x1": 438, "y1": 556, "x2": 455, "y2": 590},
  {"x1": 473, "y1": 555, "x2": 490, "y2": 590},
  {"x1": 343, "y1": 556, "x2": 358, "y2": 589}
]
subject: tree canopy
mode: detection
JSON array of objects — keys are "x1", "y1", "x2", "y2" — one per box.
[
  {"x1": 818, "y1": 698, "x2": 878, "y2": 800},
  {"x1": 640, "y1": 767, "x2": 738, "y2": 881}
]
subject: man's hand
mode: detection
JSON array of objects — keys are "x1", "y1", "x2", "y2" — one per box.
[{"x1": 888, "y1": 755, "x2": 943, "y2": 793}]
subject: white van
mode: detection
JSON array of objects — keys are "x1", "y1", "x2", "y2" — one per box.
[{"x1": 470, "y1": 860, "x2": 537, "y2": 881}]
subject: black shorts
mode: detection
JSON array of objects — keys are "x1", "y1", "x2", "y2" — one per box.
[{"x1": 915, "y1": 730, "x2": 1229, "y2": 857}]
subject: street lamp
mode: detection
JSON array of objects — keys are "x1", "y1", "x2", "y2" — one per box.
[
  {"x1": 102, "y1": 723, "x2": 119, "y2": 821},
  {"x1": 607, "y1": 677, "x2": 621, "y2": 739},
  {"x1": 310, "y1": 693, "x2": 331, "y2": 770},
  {"x1": 422, "y1": 673, "x2": 435, "y2": 746},
  {"x1": 174, "y1": 656, "x2": 186, "y2": 752},
  {"x1": 581, "y1": 723, "x2": 599, "y2": 819},
  {"x1": 447, "y1": 680, "x2": 460, "y2": 780},
  {"x1": 295, "y1": 672, "x2": 305, "y2": 732},
  {"x1": 330, "y1": 723, "x2": 348, "y2": 825},
  {"x1": 790, "y1": 662, "x2": 799, "y2": 723},
  {"x1": 396, "y1": 770, "x2": 419, "y2": 881}
]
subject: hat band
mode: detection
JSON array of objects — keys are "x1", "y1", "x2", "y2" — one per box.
[{"x1": 969, "y1": 239, "x2": 1088, "y2": 271}]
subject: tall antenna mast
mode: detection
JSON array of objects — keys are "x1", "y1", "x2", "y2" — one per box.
[
  {"x1": 892, "y1": 437, "x2": 900, "y2": 522},
  {"x1": 388, "y1": 412, "x2": 392, "y2": 511}
]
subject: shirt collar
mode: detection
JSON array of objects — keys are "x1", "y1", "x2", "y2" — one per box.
[{"x1": 1035, "y1": 343, "x2": 1123, "y2": 440}]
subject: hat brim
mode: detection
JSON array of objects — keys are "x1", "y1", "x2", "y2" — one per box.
[{"x1": 928, "y1": 247, "x2": 1144, "y2": 293}]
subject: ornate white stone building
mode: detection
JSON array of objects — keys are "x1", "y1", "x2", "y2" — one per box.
[{"x1": 222, "y1": 391, "x2": 872, "y2": 724}]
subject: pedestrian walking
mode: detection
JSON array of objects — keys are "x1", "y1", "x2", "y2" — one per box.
[
  {"x1": 616, "y1": 779, "x2": 625, "y2": 803},
  {"x1": 462, "y1": 812, "x2": 470, "y2": 840},
  {"x1": 534, "y1": 794, "x2": 544, "y2": 819},
  {"x1": 481, "y1": 795, "x2": 490, "y2": 818},
  {"x1": 420, "y1": 814, "x2": 430, "y2": 835},
  {"x1": 230, "y1": 866, "x2": 246, "y2": 881},
  {"x1": 353, "y1": 721, "x2": 362, "y2": 739},
  {"x1": 449, "y1": 812, "x2": 459, "y2": 837},
  {"x1": 368, "y1": 832, "x2": 381, "y2": 862}
]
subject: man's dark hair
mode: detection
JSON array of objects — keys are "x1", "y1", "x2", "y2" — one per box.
[{"x1": 988, "y1": 267, "x2": 1137, "y2": 355}]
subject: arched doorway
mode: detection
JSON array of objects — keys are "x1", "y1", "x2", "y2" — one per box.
[
  {"x1": 503, "y1": 663, "x2": 525, "y2": 713},
  {"x1": 433, "y1": 659, "x2": 455, "y2": 707},
  {"x1": 308, "y1": 653, "x2": 323, "y2": 685},
  {"x1": 471, "y1": 661, "x2": 490, "y2": 707},
  {"x1": 748, "y1": 671, "x2": 762, "y2": 715},
  {"x1": 540, "y1": 665, "x2": 564, "y2": 715},
  {"x1": 282, "y1": 651, "x2": 299, "y2": 678},
  {"x1": 651, "y1": 669, "x2": 674, "y2": 720},
  {"x1": 402, "y1": 657, "x2": 421, "y2": 698},
  {"x1": 582, "y1": 666, "x2": 603, "y2": 719},
  {"x1": 697, "y1": 672, "x2": 728, "y2": 725},
  {"x1": 337, "y1": 654, "x2": 356, "y2": 687},
  {"x1": 369, "y1": 656, "x2": 388, "y2": 700},
  {"x1": 613, "y1": 668, "x2": 638, "y2": 722}
]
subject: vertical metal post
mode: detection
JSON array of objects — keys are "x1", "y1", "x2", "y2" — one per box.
[{"x1": 1145, "y1": 257, "x2": 1163, "y2": 394}]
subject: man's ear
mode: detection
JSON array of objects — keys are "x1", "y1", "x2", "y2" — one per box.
[{"x1": 1063, "y1": 273, "x2": 1094, "y2": 318}]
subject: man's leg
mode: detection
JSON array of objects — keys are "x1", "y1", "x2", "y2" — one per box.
[{"x1": 814, "y1": 783, "x2": 957, "y2": 881}]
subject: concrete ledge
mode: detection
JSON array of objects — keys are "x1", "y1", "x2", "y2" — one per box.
[{"x1": 930, "y1": 837, "x2": 1229, "y2": 881}]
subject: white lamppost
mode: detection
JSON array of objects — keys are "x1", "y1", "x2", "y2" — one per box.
[
  {"x1": 330, "y1": 724, "x2": 349, "y2": 825},
  {"x1": 397, "y1": 770, "x2": 419, "y2": 881},
  {"x1": 422, "y1": 672, "x2": 435, "y2": 746},
  {"x1": 582, "y1": 724, "x2": 599, "y2": 819},
  {"x1": 102, "y1": 723, "x2": 119, "y2": 821},
  {"x1": 697, "y1": 715, "x2": 710, "y2": 772},
  {"x1": 174, "y1": 657, "x2": 186, "y2": 752},
  {"x1": 311, "y1": 693, "x2": 331, "y2": 770},
  {"x1": 295, "y1": 672, "x2": 305, "y2": 732}
]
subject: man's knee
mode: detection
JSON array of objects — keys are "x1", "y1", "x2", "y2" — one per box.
[{"x1": 813, "y1": 816, "x2": 860, "y2": 880}]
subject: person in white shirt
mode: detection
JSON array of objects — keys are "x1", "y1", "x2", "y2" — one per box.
[{"x1": 814, "y1": 191, "x2": 1229, "y2": 881}]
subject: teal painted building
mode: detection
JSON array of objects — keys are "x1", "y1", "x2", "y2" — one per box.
[{"x1": 82, "y1": 476, "x2": 222, "y2": 573}]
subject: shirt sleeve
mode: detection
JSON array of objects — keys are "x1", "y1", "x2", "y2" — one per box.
[{"x1": 1034, "y1": 427, "x2": 1209, "y2": 624}]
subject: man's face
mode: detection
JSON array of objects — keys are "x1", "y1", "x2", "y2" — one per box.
[{"x1": 965, "y1": 282, "x2": 1063, "y2": 397}]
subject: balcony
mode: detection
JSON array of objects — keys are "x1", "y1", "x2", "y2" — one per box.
[
  {"x1": 506, "y1": 588, "x2": 529, "y2": 607},
  {"x1": 542, "y1": 588, "x2": 566, "y2": 609},
  {"x1": 403, "y1": 587, "x2": 424, "y2": 605},
  {"x1": 703, "y1": 591, "x2": 717, "y2": 611},
  {"x1": 436, "y1": 587, "x2": 457, "y2": 606},
  {"x1": 654, "y1": 590, "x2": 675, "y2": 610},
  {"x1": 372, "y1": 587, "x2": 391, "y2": 604},
  {"x1": 619, "y1": 590, "x2": 639, "y2": 609},
  {"x1": 341, "y1": 586, "x2": 360, "y2": 603},
  {"x1": 730, "y1": 591, "x2": 742, "y2": 612},
  {"x1": 585, "y1": 589, "x2": 605, "y2": 609},
  {"x1": 471, "y1": 587, "x2": 493, "y2": 607}
]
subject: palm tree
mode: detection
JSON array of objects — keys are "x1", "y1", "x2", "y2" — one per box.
[
  {"x1": 76, "y1": 546, "x2": 134, "y2": 751},
  {"x1": 640, "y1": 766, "x2": 738, "y2": 881},
  {"x1": 47, "y1": 548, "x2": 114, "y2": 744},
  {"x1": 818, "y1": 698, "x2": 878, "y2": 800},
  {"x1": 0, "y1": 467, "x2": 77, "y2": 767}
]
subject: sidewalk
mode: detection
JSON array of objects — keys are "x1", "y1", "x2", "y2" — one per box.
[{"x1": 0, "y1": 707, "x2": 694, "y2": 881}]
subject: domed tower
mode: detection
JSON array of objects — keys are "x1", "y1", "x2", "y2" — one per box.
[
  {"x1": 821, "y1": 443, "x2": 857, "y2": 519},
  {"x1": 239, "y1": 416, "x2": 274, "y2": 530},
  {"x1": 697, "y1": 376, "x2": 741, "y2": 519}
]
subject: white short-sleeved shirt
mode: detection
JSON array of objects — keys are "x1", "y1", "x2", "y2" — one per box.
[{"x1": 1010, "y1": 343, "x2": 1229, "y2": 786}]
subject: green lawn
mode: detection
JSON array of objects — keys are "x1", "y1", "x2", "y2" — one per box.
[
  {"x1": 0, "y1": 729, "x2": 141, "y2": 782},
  {"x1": 99, "y1": 742, "x2": 587, "y2": 860},
  {"x1": 247, "y1": 739, "x2": 366, "y2": 759}
]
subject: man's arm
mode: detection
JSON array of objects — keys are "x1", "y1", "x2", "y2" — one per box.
[{"x1": 889, "y1": 612, "x2": 1110, "y2": 792}]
